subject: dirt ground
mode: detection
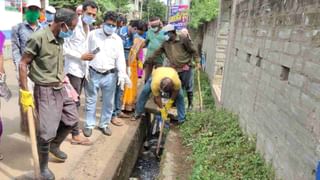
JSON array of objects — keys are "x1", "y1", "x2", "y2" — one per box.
[{"x1": 159, "y1": 126, "x2": 193, "y2": 180}]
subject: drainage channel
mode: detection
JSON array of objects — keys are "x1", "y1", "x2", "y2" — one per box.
[{"x1": 129, "y1": 114, "x2": 169, "y2": 180}]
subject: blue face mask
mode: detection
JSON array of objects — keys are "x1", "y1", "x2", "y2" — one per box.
[
  {"x1": 103, "y1": 24, "x2": 117, "y2": 35},
  {"x1": 59, "y1": 24, "x2": 73, "y2": 38},
  {"x1": 164, "y1": 34, "x2": 170, "y2": 41},
  {"x1": 45, "y1": 12, "x2": 54, "y2": 23},
  {"x1": 82, "y1": 14, "x2": 95, "y2": 25}
]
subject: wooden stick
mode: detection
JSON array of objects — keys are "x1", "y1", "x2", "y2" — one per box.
[
  {"x1": 156, "y1": 117, "x2": 165, "y2": 156},
  {"x1": 27, "y1": 107, "x2": 41, "y2": 179},
  {"x1": 197, "y1": 69, "x2": 203, "y2": 112}
]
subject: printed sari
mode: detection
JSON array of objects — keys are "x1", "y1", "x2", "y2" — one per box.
[{"x1": 122, "y1": 37, "x2": 145, "y2": 111}]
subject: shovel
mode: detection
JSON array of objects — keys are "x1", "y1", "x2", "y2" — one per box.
[
  {"x1": 27, "y1": 107, "x2": 41, "y2": 179},
  {"x1": 156, "y1": 116, "x2": 166, "y2": 157}
]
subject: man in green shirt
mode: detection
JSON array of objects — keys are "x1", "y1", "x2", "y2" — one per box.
[
  {"x1": 145, "y1": 24, "x2": 201, "y2": 110},
  {"x1": 144, "y1": 17, "x2": 166, "y2": 81},
  {"x1": 19, "y1": 8, "x2": 79, "y2": 180}
]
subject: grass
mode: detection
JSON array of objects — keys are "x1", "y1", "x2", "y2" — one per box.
[{"x1": 179, "y1": 71, "x2": 275, "y2": 180}]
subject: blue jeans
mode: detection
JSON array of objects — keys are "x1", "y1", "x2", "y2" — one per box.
[
  {"x1": 135, "y1": 78, "x2": 186, "y2": 122},
  {"x1": 112, "y1": 83, "x2": 123, "y2": 118},
  {"x1": 85, "y1": 69, "x2": 117, "y2": 129}
]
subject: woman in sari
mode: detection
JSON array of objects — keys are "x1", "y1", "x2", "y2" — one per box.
[{"x1": 122, "y1": 21, "x2": 146, "y2": 111}]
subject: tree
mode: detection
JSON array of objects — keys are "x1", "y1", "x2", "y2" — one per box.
[
  {"x1": 110, "y1": 0, "x2": 130, "y2": 13},
  {"x1": 142, "y1": 0, "x2": 166, "y2": 21},
  {"x1": 189, "y1": 0, "x2": 219, "y2": 28}
]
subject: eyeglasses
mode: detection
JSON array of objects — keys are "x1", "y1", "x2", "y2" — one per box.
[{"x1": 105, "y1": 23, "x2": 116, "y2": 28}]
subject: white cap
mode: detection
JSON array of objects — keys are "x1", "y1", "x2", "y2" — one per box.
[
  {"x1": 162, "y1": 24, "x2": 175, "y2": 32},
  {"x1": 46, "y1": 5, "x2": 56, "y2": 14},
  {"x1": 26, "y1": 0, "x2": 41, "y2": 8}
]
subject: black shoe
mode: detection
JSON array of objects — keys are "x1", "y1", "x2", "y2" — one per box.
[
  {"x1": 38, "y1": 140, "x2": 55, "y2": 180},
  {"x1": 49, "y1": 147, "x2": 67, "y2": 162},
  {"x1": 83, "y1": 128, "x2": 93, "y2": 137},
  {"x1": 98, "y1": 126, "x2": 112, "y2": 136}
]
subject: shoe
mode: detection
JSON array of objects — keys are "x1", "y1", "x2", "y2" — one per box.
[
  {"x1": 49, "y1": 124, "x2": 72, "y2": 162},
  {"x1": 83, "y1": 128, "x2": 93, "y2": 137},
  {"x1": 111, "y1": 117, "x2": 124, "y2": 126},
  {"x1": 38, "y1": 140, "x2": 55, "y2": 180},
  {"x1": 118, "y1": 112, "x2": 131, "y2": 118},
  {"x1": 71, "y1": 134, "x2": 93, "y2": 146},
  {"x1": 131, "y1": 114, "x2": 141, "y2": 121},
  {"x1": 98, "y1": 126, "x2": 112, "y2": 136}
]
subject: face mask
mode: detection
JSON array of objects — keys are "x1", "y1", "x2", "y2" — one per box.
[
  {"x1": 150, "y1": 27, "x2": 159, "y2": 32},
  {"x1": 45, "y1": 12, "x2": 54, "y2": 23},
  {"x1": 164, "y1": 34, "x2": 170, "y2": 41},
  {"x1": 82, "y1": 14, "x2": 96, "y2": 25},
  {"x1": 103, "y1": 24, "x2": 116, "y2": 35},
  {"x1": 25, "y1": 9, "x2": 40, "y2": 24},
  {"x1": 59, "y1": 24, "x2": 73, "y2": 38}
]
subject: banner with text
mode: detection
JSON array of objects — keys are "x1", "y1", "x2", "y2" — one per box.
[{"x1": 168, "y1": 5, "x2": 189, "y2": 30}]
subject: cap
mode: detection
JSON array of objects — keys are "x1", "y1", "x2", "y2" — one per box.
[
  {"x1": 26, "y1": 0, "x2": 41, "y2": 8},
  {"x1": 162, "y1": 24, "x2": 175, "y2": 32},
  {"x1": 46, "y1": 5, "x2": 56, "y2": 14}
]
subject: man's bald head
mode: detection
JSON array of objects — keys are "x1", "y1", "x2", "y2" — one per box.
[{"x1": 160, "y1": 78, "x2": 173, "y2": 93}]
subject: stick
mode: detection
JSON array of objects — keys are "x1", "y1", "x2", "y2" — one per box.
[
  {"x1": 197, "y1": 69, "x2": 203, "y2": 112},
  {"x1": 156, "y1": 117, "x2": 165, "y2": 156},
  {"x1": 27, "y1": 107, "x2": 41, "y2": 179}
]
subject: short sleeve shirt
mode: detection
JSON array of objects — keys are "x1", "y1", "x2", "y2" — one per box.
[
  {"x1": 146, "y1": 30, "x2": 166, "y2": 65},
  {"x1": 0, "y1": 31, "x2": 5, "y2": 55},
  {"x1": 25, "y1": 27, "x2": 65, "y2": 84},
  {"x1": 151, "y1": 67, "x2": 181, "y2": 96}
]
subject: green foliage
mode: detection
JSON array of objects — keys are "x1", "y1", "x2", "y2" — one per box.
[
  {"x1": 180, "y1": 71, "x2": 275, "y2": 180},
  {"x1": 142, "y1": 0, "x2": 167, "y2": 21},
  {"x1": 189, "y1": 0, "x2": 220, "y2": 28},
  {"x1": 110, "y1": 0, "x2": 130, "y2": 13},
  {"x1": 50, "y1": 0, "x2": 82, "y2": 9}
]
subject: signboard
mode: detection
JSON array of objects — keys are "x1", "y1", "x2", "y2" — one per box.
[
  {"x1": 168, "y1": 5, "x2": 189, "y2": 30},
  {"x1": 5, "y1": 0, "x2": 22, "y2": 12}
]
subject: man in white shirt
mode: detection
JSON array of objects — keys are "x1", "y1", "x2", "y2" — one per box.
[
  {"x1": 63, "y1": 1, "x2": 98, "y2": 144},
  {"x1": 83, "y1": 11, "x2": 130, "y2": 137}
]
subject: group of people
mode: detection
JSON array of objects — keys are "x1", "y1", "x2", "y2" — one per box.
[{"x1": 0, "y1": 0, "x2": 201, "y2": 179}]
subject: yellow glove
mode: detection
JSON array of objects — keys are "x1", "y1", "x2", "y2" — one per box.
[
  {"x1": 19, "y1": 89, "x2": 34, "y2": 112},
  {"x1": 160, "y1": 108, "x2": 168, "y2": 121},
  {"x1": 164, "y1": 99, "x2": 174, "y2": 110}
]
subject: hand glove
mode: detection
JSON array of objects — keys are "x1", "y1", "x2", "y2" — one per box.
[
  {"x1": 160, "y1": 108, "x2": 168, "y2": 121},
  {"x1": 124, "y1": 75, "x2": 132, "y2": 88},
  {"x1": 19, "y1": 89, "x2": 34, "y2": 112},
  {"x1": 164, "y1": 99, "x2": 174, "y2": 110},
  {"x1": 117, "y1": 77, "x2": 125, "y2": 90},
  {"x1": 127, "y1": 67, "x2": 131, "y2": 77}
]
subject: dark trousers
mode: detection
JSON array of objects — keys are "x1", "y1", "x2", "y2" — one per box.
[
  {"x1": 67, "y1": 74, "x2": 86, "y2": 136},
  {"x1": 33, "y1": 85, "x2": 78, "y2": 141},
  {"x1": 178, "y1": 68, "x2": 194, "y2": 93}
]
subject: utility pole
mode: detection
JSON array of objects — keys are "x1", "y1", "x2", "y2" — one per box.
[
  {"x1": 139, "y1": 0, "x2": 143, "y2": 19},
  {"x1": 166, "y1": 0, "x2": 171, "y2": 21}
]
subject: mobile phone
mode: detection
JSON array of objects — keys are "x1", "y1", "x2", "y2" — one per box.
[{"x1": 91, "y1": 47, "x2": 100, "y2": 54}]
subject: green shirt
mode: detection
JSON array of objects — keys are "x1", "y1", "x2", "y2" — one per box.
[
  {"x1": 145, "y1": 35, "x2": 200, "y2": 68},
  {"x1": 24, "y1": 27, "x2": 65, "y2": 84},
  {"x1": 146, "y1": 30, "x2": 166, "y2": 65}
]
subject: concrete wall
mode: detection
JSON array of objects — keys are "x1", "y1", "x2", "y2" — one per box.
[{"x1": 219, "y1": 0, "x2": 320, "y2": 179}]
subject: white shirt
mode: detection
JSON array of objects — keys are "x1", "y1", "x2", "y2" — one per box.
[
  {"x1": 63, "y1": 16, "x2": 89, "y2": 78},
  {"x1": 87, "y1": 28, "x2": 126, "y2": 78}
]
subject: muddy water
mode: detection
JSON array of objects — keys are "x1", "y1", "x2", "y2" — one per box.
[
  {"x1": 130, "y1": 138, "x2": 162, "y2": 180},
  {"x1": 130, "y1": 115, "x2": 169, "y2": 180}
]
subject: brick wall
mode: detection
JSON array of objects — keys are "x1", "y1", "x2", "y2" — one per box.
[{"x1": 220, "y1": 0, "x2": 320, "y2": 179}]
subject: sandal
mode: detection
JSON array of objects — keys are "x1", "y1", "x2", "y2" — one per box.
[{"x1": 111, "y1": 117, "x2": 124, "y2": 126}]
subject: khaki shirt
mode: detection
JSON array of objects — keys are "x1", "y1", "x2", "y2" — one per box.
[
  {"x1": 24, "y1": 27, "x2": 64, "y2": 84},
  {"x1": 145, "y1": 35, "x2": 200, "y2": 68},
  {"x1": 151, "y1": 67, "x2": 181, "y2": 97}
]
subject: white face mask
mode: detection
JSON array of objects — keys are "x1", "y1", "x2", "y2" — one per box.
[{"x1": 164, "y1": 34, "x2": 170, "y2": 41}]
